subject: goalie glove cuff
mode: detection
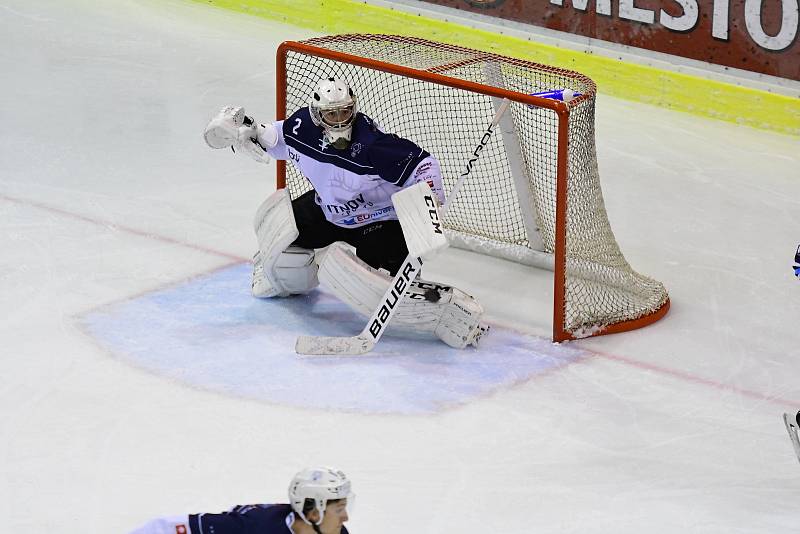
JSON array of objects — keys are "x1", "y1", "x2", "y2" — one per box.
[
  {"x1": 235, "y1": 122, "x2": 276, "y2": 164},
  {"x1": 204, "y1": 106, "x2": 277, "y2": 164}
]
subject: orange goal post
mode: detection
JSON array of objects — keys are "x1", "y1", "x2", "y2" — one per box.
[{"x1": 275, "y1": 34, "x2": 669, "y2": 342}]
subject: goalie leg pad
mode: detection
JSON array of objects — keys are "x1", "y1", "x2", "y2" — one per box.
[
  {"x1": 251, "y1": 189, "x2": 319, "y2": 298},
  {"x1": 318, "y1": 242, "x2": 487, "y2": 348},
  {"x1": 432, "y1": 287, "x2": 490, "y2": 349},
  {"x1": 253, "y1": 247, "x2": 318, "y2": 298}
]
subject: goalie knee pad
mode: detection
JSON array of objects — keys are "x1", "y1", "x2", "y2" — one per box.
[
  {"x1": 319, "y1": 242, "x2": 488, "y2": 348},
  {"x1": 251, "y1": 189, "x2": 319, "y2": 298}
]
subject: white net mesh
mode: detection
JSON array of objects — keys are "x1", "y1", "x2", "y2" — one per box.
[{"x1": 279, "y1": 35, "x2": 668, "y2": 339}]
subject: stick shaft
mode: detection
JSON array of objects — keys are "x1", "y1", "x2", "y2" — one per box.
[{"x1": 444, "y1": 98, "x2": 511, "y2": 219}]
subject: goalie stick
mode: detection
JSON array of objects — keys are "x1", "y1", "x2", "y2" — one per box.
[
  {"x1": 783, "y1": 412, "x2": 800, "y2": 465},
  {"x1": 295, "y1": 98, "x2": 512, "y2": 356}
]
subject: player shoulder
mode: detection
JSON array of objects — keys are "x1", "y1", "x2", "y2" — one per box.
[
  {"x1": 366, "y1": 131, "x2": 427, "y2": 165},
  {"x1": 367, "y1": 133, "x2": 430, "y2": 185},
  {"x1": 282, "y1": 107, "x2": 317, "y2": 138},
  {"x1": 230, "y1": 503, "x2": 290, "y2": 517},
  {"x1": 354, "y1": 112, "x2": 382, "y2": 133}
]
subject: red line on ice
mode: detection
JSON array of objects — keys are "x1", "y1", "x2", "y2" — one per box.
[
  {"x1": 4, "y1": 193, "x2": 795, "y2": 408},
  {"x1": 592, "y1": 349, "x2": 798, "y2": 408},
  {"x1": 0, "y1": 193, "x2": 248, "y2": 262}
]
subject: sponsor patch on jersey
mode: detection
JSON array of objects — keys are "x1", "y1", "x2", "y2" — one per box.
[
  {"x1": 175, "y1": 525, "x2": 187, "y2": 534},
  {"x1": 324, "y1": 193, "x2": 373, "y2": 215},
  {"x1": 339, "y1": 205, "x2": 394, "y2": 225},
  {"x1": 414, "y1": 161, "x2": 432, "y2": 176}
]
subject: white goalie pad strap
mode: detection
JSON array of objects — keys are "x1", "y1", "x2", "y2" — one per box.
[
  {"x1": 251, "y1": 189, "x2": 318, "y2": 298},
  {"x1": 392, "y1": 181, "x2": 449, "y2": 260},
  {"x1": 319, "y1": 242, "x2": 485, "y2": 348}
]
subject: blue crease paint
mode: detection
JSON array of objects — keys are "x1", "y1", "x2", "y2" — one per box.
[{"x1": 81, "y1": 264, "x2": 586, "y2": 414}]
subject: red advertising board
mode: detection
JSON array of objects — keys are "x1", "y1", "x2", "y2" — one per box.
[{"x1": 419, "y1": 0, "x2": 800, "y2": 81}]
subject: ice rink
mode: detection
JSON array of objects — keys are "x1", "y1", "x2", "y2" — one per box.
[{"x1": 2, "y1": 1, "x2": 799, "y2": 532}]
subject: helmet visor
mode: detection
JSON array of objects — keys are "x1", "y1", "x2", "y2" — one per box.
[{"x1": 320, "y1": 104, "x2": 355, "y2": 128}]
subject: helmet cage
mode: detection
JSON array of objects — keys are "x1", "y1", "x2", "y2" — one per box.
[
  {"x1": 309, "y1": 78, "x2": 358, "y2": 145},
  {"x1": 309, "y1": 100, "x2": 357, "y2": 132}
]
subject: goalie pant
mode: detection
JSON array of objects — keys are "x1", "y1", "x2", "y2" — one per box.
[{"x1": 128, "y1": 503, "x2": 350, "y2": 534}]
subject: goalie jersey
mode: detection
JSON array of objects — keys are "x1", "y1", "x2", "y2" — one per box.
[
  {"x1": 129, "y1": 503, "x2": 351, "y2": 534},
  {"x1": 267, "y1": 108, "x2": 445, "y2": 229}
]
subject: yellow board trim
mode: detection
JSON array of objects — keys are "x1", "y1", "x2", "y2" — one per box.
[{"x1": 191, "y1": 0, "x2": 799, "y2": 136}]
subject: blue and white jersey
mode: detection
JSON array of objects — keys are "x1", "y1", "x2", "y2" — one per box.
[
  {"x1": 190, "y1": 503, "x2": 349, "y2": 534},
  {"x1": 268, "y1": 108, "x2": 445, "y2": 228},
  {"x1": 129, "y1": 503, "x2": 351, "y2": 534}
]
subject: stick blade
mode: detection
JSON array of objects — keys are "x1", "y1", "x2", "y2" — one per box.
[{"x1": 295, "y1": 334, "x2": 374, "y2": 356}]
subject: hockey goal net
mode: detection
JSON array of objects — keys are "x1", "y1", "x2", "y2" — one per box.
[{"x1": 275, "y1": 35, "x2": 669, "y2": 342}]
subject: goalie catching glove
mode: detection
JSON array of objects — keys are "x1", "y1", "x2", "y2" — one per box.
[{"x1": 204, "y1": 106, "x2": 277, "y2": 164}]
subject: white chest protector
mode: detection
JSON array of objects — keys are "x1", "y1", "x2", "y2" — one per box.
[{"x1": 267, "y1": 108, "x2": 445, "y2": 228}]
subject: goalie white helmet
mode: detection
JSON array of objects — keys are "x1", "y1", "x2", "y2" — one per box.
[
  {"x1": 288, "y1": 467, "x2": 352, "y2": 526},
  {"x1": 309, "y1": 78, "x2": 357, "y2": 150}
]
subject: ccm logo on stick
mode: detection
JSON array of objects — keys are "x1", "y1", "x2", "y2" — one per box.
[{"x1": 368, "y1": 259, "x2": 421, "y2": 339}]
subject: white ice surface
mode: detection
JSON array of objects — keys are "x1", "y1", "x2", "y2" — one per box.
[{"x1": 1, "y1": 1, "x2": 799, "y2": 533}]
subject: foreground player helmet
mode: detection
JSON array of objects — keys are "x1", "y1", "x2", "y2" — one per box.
[
  {"x1": 288, "y1": 467, "x2": 353, "y2": 525},
  {"x1": 309, "y1": 78, "x2": 357, "y2": 149}
]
